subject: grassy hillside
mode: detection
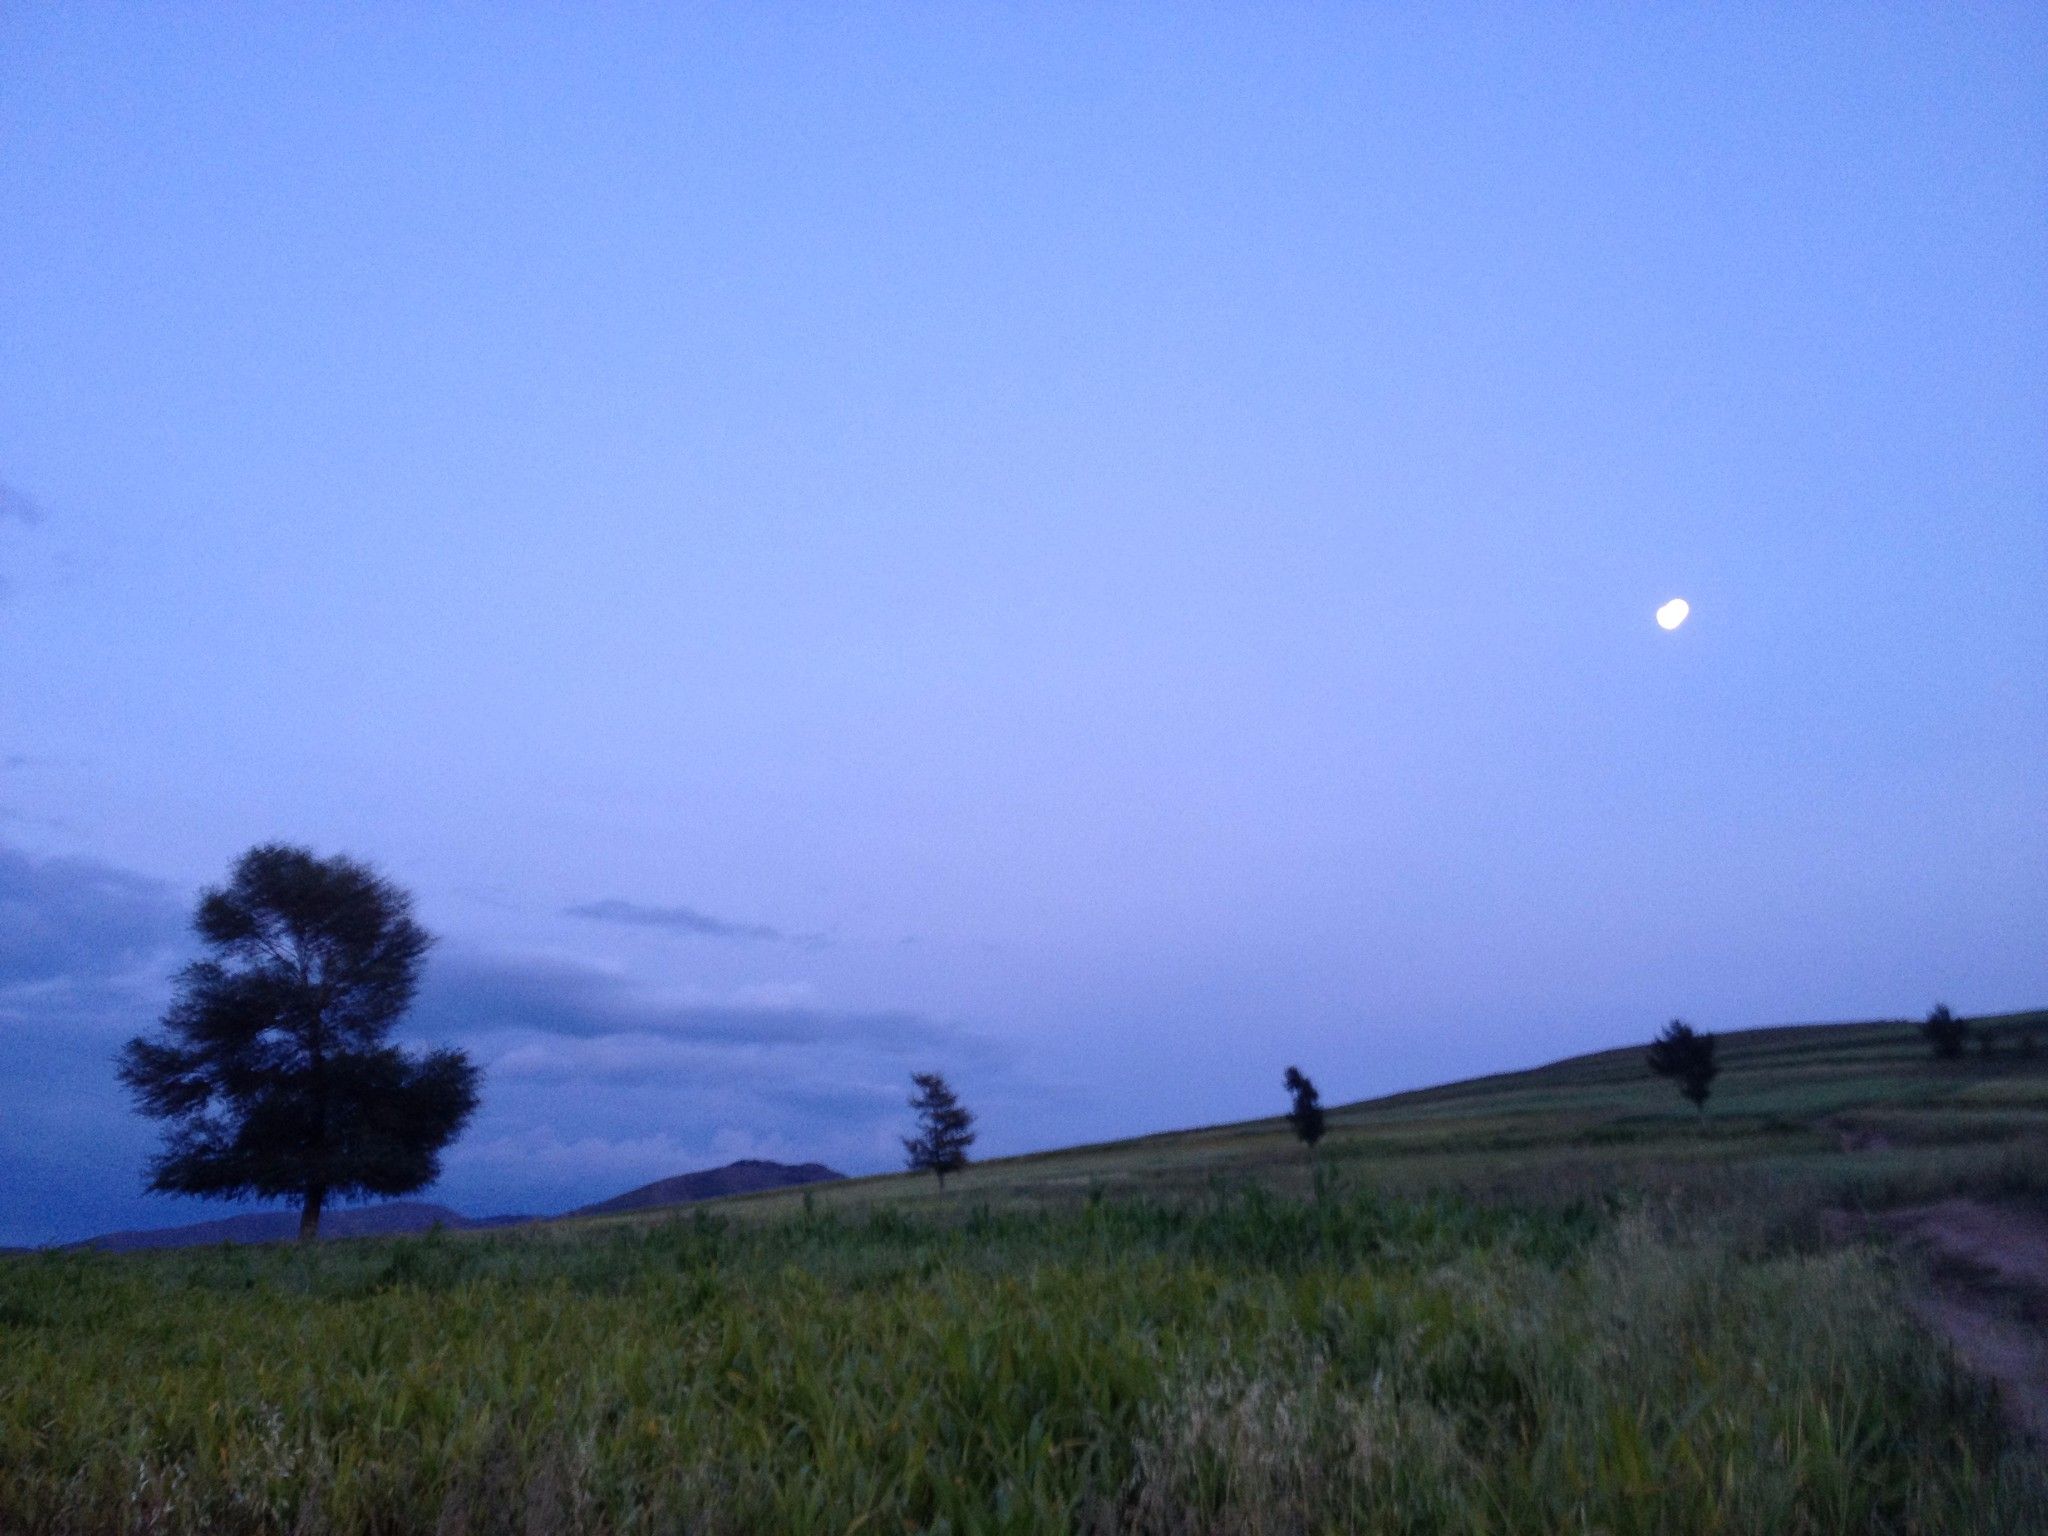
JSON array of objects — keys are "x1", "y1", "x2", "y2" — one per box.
[
  {"x1": 624, "y1": 1009, "x2": 2048, "y2": 1227},
  {"x1": 4, "y1": 1010, "x2": 2045, "y2": 1534}
]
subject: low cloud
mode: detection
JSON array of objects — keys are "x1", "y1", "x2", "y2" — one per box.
[
  {"x1": 565, "y1": 897, "x2": 825, "y2": 948},
  {"x1": 0, "y1": 840, "x2": 189, "y2": 1245},
  {"x1": 413, "y1": 952, "x2": 984, "y2": 1059},
  {"x1": 408, "y1": 949, "x2": 1005, "y2": 1213},
  {"x1": 0, "y1": 844, "x2": 186, "y2": 991}
]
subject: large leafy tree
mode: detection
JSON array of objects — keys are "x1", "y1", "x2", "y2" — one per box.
[
  {"x1": 119, "y1": 844, "x2": 479, "y2": 1240},
  {"x1": 903, "y1": 1071, "x2": 976, "y2": 1190}
]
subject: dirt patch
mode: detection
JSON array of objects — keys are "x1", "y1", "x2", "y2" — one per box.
[{"x1": 1848, "y1": 1199, "x2": 2048, "y2": 1442}]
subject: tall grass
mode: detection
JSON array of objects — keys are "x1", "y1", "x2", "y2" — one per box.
[{"x1": 1, "y1": 1187, "x2": 2037, "y2": 1533}]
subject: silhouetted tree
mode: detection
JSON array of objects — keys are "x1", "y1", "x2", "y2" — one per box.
[
  {"x1": 903, "y1": 1071, "x2": 975, "y2": 1189},
  {"x1": 1283, "y1": 1066, "x2": 1326, "y2": 1159},
  {"x1": 119, "y1": 844, "x2": 478, "y2": 1241},
  {"x1": 1646, "y1": 1018, "x2": 1718, "y2": 1115},
  {"x1": 1922, "y1": 1004, "x2": 1968, "y2": 1061}
]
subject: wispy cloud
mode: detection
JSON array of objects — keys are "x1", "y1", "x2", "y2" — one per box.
[
  {"x1": 0, "y1": 479, "x2": 40, "y2": 526},
  {"x1": 0, "y1": 479, "x2": 42, "y2": 602},
  {"x1": 565, "y1": 897, "x2": 825, "y2": 947},
  {"x1": 411, "y1": 953, "x2": 972, "y2": 1057}
]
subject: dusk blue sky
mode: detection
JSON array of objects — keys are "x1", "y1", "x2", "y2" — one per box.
[{"x1": 2, "y1": 5, "x2": 2043, "y2": 1245}]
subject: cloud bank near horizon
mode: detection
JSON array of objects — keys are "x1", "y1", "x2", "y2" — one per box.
[{"x1": 0, "y1": 842, "x2": 1010, "y2": 1246}]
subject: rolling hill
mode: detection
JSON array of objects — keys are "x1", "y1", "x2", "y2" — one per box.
[
  {"x1": 568, "y1": 1157, "x2": 843, "y2": 1216},
  {"x1": 582, "y1": 1008, "x2": 2048, "y2": 1225},
  {"x1": 10, "y1": 1009, "x2": 2045, "y2": 1532}
]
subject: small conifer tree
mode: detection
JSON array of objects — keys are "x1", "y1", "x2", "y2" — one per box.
[
  {"x1": 903, "y1": 1072, "x2": 976, "y2": 1190},
  {"x1": 1283, "y1": 1066, "x2": 1326, "y2": 1160}
]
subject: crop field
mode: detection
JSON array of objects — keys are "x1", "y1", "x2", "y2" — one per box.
[{"x1": 4, "y1": 1013, "x2": 2046, "y2": 1533}]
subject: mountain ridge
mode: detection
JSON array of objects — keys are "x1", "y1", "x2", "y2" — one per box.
[{"x1": 63, "y1": 1158, "x2": 843, "y2": 1253}]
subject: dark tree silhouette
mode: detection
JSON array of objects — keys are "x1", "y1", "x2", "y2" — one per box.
[
  {"x1": 903, "y1": 1071, "x2": 975, "y2": 1189},
  {"x1": 1646, "y1": 1018, "x2": 1718, "y2": 1115},
  {"x1": 119, "y1": 844, "x2": 479, "y2": 1241},
  {"x1": 1922, "y1": 1004, "x2": 1968, "y2": 1061},
  {"x1": 1283, "y1": 1066, "x2": 1326, "y2": 1158}
]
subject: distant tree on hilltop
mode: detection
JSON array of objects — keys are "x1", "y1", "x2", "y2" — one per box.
[
  {"x1": 1646, "y1": 1019, "x2": 1717, "y2": 1116},
  {"x1": 904, "y1": 1072, "x2": 975, "y2": 1190},
  {"x1": 119, "y1": 844, "x2": 479, "y2": 1241},
  {"x1": 1283, "y1": 1066, "x2": 1326, "y2": 1160},
  {"x1": 1922, "y1": 1004, "x2": 1968, "y2": 1061}
]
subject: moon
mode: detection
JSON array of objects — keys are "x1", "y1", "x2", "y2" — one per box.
[{"x1": 1655, "y1": 598, "x2": 1690, "y2": 631}]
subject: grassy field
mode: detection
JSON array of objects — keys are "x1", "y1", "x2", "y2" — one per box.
[{"x1": 4, "y1": 1011, "x2": 2046, "y2": 1533}]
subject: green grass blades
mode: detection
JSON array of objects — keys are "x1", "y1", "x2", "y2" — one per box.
[{"x1": 1, "y1": 1190, "x2": 2038, "y2": 1533}]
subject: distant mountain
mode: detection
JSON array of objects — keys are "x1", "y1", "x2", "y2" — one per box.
[
  {"x1": 571, "y1": 1158, "x2": 843, "y2": 1217},
  {"x1": 75, "y1": 1201, "x2": 532, "y2": 1253},
  {"x1": 51, "y1": 1158, "x2": 844, "y2": 1253}
]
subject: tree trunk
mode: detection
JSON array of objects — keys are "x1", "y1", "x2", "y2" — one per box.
[{"x1": 298, "y1": 1186, "x2": 325, "y2": 1243}]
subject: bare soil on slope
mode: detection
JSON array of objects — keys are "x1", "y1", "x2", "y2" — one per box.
[{"x1": 1854, "y1": 1199, "x2": 2048, "y2": 1441}]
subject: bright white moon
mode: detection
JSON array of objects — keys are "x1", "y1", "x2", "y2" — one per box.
[{"x1": 1655, "y1": 598, "x2": 1691, "y2": 631}]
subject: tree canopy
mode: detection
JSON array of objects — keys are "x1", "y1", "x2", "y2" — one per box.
[
  {"x1": 1922, "y1": 1004, "x2": 1968, "y2": 1061},
  {"x1": 903, "y1": 1071, "x2": 975, "y2": 1189},
  {"x1": 119, "y1": 843, "x2": 479, "y2": 1240},
  {"x1": 1645, "y1": 1018, "x2": 1718, "y2": 1114}
]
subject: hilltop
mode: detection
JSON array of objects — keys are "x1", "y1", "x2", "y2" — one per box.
[{"x1": 568, "y1": 1157, "x2": 842, "y2": 1217}]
